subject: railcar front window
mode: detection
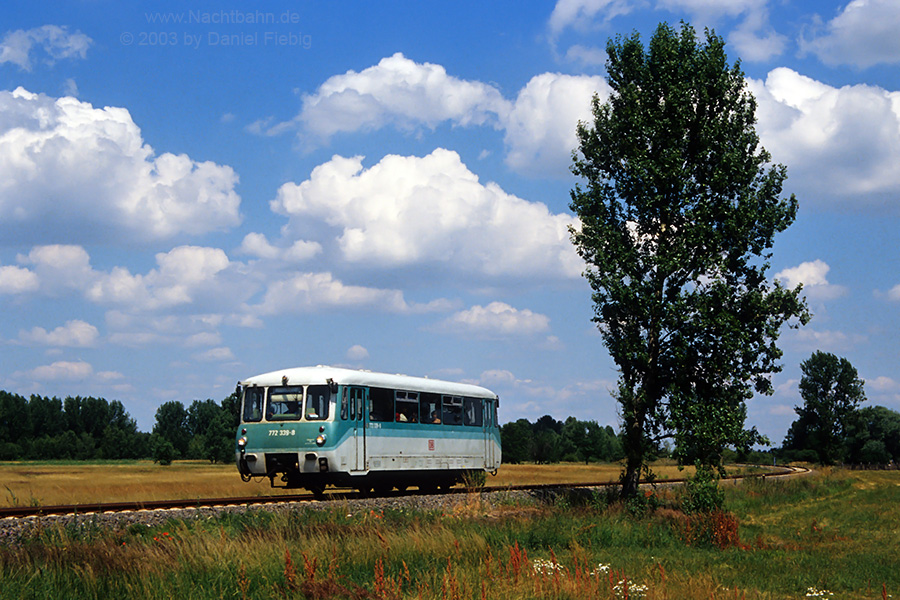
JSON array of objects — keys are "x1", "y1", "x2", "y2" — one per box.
[
  {"x1": 267, "y1": 386, "x2": 303, "y2": 420},
  {"x1": 305, "y1": 385, "x2": 330, "y2": 420},
  {"x1": 242, "y1": 387, "x2": 264, "y2": 422}
]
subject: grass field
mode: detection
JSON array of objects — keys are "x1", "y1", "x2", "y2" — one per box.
[
  {"x1": 1, "y1": 460, "x2": 710, "y2": 506},
  {"x1": 1, "y1": 463, "x2": 897, "y2": 599}
]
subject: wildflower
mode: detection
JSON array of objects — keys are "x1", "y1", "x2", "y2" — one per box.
[
  {"x1": 589, "y1": 563, "x2": 611, "y2": 577},
  {"x1": 614, "y1": 578, "x2": 649, "y2": 600},
  {"x1": 531, "y1": 558, "x2": 566, "y2": 577},
  {"x1": 806, "y1": 587, "x2": 834, "y2": 597}
]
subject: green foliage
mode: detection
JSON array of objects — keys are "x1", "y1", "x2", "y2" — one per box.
[
  {"x1": 0, "y1": 390, "x2": 150, "y2": 461},
  {"x1": 569, "y1": 22, "x2": 808, "y2": 498},
  {"x1": 152, "y1": 400, "x2": 190, "y2": 459},
  {"x1": 152, "y1": 435, "x2": 177, "y2": 466},
  {"x1": 681, "y1": 463, "x2": 725, "y2": 514},
  {"x1": 783, "y1": 351, "x2": 866, "y2": 464},
  {"x1": 624, "y1": 488, "x2": 660, "y2": 518},
  {"x1": 0, "y1": 388, "x2": 235, "y2": 462},
  {"x1": 843, "y1": 405, "x2": 900, "y2": 464},
  {"x1": 500, "y1": 415, "x2": 623, "y2": 464}
]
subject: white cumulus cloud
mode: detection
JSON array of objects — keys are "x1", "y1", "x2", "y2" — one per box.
[
  {"x1": 775, "y1": 260, "x2": 847, "y2": 302},
  {"x1": 0, "y1": 88, "x2": 242, "y2": 244},
  {"x1": 27, "y1": 360, "x2": 94, "y2": 381},
  {"x1": 503, "y1": 73, "x2": 608, "y2": 175},
  {"x1": 16, "y1": 244, "x2": 250, "y2": 314},
  {"x1": 295, "y1": 52, "x2": 509, "y2": 141},
  {"x1": 548, "y1": 0, "x2": 635, "y2": 36},
  {"x1": 346, "y1": 344, "x2": 370, "y2": 360},
  {"x1": 272, "y1": 149, "x2": 582, "y2": 279},
  {"x1": 801, "y1": 0, "x2": 900, "y2": 68},
  {"x1": 237, "y1": 232, "x2": 322, "y2": 262},
  {"x1": 749, "y1": 69, "x2": 900, "y2": 209},
  {"x1": 0, "y1": 25, "x2": 92, "y2": 71},
  {"x1": 439, "y1": 302, "x2": 551, "y2": 337},
  {"x1": 254, "y1": 272, "x2": 435, "y2": 315},
  {"x1": 0, "y1": 264, "x2": 39, "y2": 294},
  {"x1": 19, "y1": 319, "x2": 99, "y2": 347},
  {"x1": 267, "y1": 54, "x2": 606, "y2": 176}
]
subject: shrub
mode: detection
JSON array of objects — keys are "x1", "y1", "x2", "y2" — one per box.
[
  {"x1": 153, "y1": 437, "x2": 177, "y2": 466},
  {"x1": 682, "y1": 464, "x2": 724, "y2": 515}
]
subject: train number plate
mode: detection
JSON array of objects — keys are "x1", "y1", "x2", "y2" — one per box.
[
  {"x1": 268, "y1": 429, "x2": 296, "y2": 437},
  {"x1": 428, "y1": 439, "x2": 435, "y2": 451}
]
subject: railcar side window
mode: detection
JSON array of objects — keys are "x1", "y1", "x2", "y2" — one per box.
[
  {"x1": 420, "y1": 393, "x2": 441, "y2": 424},
  {"x1": 463, "y1": 397, "x2": 483, "y2": 427},
  {"x1": 369, "y1": 387, "x2": 393, "y2": 422},
  {"x1": 305, "y1": 385, "x2": 330, "y2": 420},
  {"x1": 395, "y1": 391, "x2": 418, "y2": 422},
  {"x1": 242, "y1": 387, "x2": 264, "y2": 422},
  {"x1": 267, "y1": 386, "x2": 303, "y2": 420},
  {"x1": 442, "y1": 395, "x2": 463, "y2": 425}
]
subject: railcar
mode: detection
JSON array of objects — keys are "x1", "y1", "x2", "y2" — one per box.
[{"x1": 235, "y1": 365, "x2": 501, "y2": 495}]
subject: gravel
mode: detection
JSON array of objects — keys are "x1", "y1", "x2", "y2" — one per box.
[{"x1": 0, "y1": 488, "x2": 536, "y2": 547}]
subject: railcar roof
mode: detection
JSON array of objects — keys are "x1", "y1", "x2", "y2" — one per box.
[{"x1": 240, "y1": 365, "x2": 498, "y2": 399}]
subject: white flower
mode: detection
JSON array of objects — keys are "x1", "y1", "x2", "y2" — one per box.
[{"x1": 614, "y1": 578, "x2": 649, "y2": 599}]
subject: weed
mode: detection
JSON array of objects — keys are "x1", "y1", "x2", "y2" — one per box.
[{"x1": 0, "y1": 466, "x2": 897, "y2": 599}]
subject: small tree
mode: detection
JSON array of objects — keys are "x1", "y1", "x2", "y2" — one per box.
[
  {"x1": 569, "y1": 22, "x2": 808, "y2": 498},
  {"x1": 784, "y1": 351, "x2": 865, "y2": 464},
  {"x1": 152, "y1": 400, "x2": 190, "y2": 460}
]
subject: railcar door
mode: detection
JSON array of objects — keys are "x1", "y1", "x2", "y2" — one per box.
[
  {"x1": 349, "y1": 386, "x2": 367, "y2": 472},
  {"x1": 484, "y1": 399, "x2": 494, "y2": 468}
]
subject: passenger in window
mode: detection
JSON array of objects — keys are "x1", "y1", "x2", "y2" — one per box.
[{"x1": 430, "y1": 411, "x2": 441, "y2": 424}]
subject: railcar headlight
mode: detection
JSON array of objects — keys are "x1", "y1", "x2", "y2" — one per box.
[
  {"x1": 315, "y1": 434, "x2": 326, "y2": 446},
  {"x1": 238, "y1": 436, "x2": 247, "y2": 449}
]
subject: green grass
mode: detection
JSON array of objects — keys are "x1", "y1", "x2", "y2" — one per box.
[{"x1": 0, "y1": 468, "x2": 896, "y2": 599}]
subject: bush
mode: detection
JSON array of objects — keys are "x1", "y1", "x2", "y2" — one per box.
[
  {"x1": 860, "y1": 439, "x2": 891, "y2": 465},
  {"x1": 682, "y1": 464, "x2": 724, "y2": 515},
  {"x1": 153, "y1": 437, "x2": 177, "y2": 466}
]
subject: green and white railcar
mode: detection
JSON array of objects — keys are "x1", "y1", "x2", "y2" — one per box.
[{"x1": 235, "y1": 365, "x2": 501, "y2": 495}]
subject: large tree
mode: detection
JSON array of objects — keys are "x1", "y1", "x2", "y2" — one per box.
[
  {"x1": 783, "y1": 351, "x2": 866, "y2": 464},
  {"x1": 569, "y1": 22, "x2": 808, "y2": 498}
]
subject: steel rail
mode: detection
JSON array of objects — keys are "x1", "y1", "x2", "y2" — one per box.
[{"x1": 0, "y1": 464, "x2": 808, "y2": 520}]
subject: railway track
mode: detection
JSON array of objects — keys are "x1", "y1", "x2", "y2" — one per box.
[{"x1": 0, "y1": 464, "x2": 809, "y2": 520}]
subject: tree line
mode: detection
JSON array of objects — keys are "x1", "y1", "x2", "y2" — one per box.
[
  {"x1": 0, "y1": 390, "x2": 239, "y2": 464},
  {"x1": 780, "y1": 351, "x2": 900, "y2": 466},
  {"x1": 500, "y1": 415, "x2": 624, "y2": 464}
]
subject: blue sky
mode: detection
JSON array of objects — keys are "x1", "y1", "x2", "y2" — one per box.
[{"x1": 2, "y1": 0, "x2": 899, "y2": 444}]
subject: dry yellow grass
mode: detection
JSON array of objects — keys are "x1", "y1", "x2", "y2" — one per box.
[
  {"x1": 0, "y1": 460, "x2": 710, "y2": 507},
  {"x1": 490, "y1": 462, "x2": 697, "y2": 487},
  {"x1": 0, "y1": 461, "x2": 284, "y2": 506}
]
